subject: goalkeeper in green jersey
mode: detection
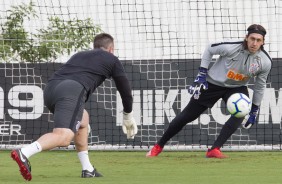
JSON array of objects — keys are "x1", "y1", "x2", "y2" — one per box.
[
  {"x1": 147, "y1": 24, "x2": 272, "y2": 158},
  {"x1": 11, "y1": 33, "x2": 138, "y2": 181}
]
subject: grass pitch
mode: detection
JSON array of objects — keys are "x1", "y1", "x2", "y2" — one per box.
[{"x1": 1, "y1": 150, "x2": 282, "y2": 184}]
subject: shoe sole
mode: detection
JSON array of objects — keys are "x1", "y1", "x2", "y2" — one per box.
[
  {"x1": 81, "y1": 168, "x2": 103, "y2": 178},
  {"x1": 82, "y1": 174, "x2": 103, "y2": 178},
  {"x1": 206, "y1": 155, "x2": 228, "y2": 159},
  {"x1": 11, "y1": 150, "x2": 32, "y2": 181},
  {"x1": 146, "y1": 151, "x2": 160, "y2": 157},
  {"x1": 146, "y1": 154, "x2": 158, "y2": 157}
]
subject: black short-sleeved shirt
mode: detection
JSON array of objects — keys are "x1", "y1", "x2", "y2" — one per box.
[{"x1": 49, "y1": 49, "x2": 127, "y2": 95}]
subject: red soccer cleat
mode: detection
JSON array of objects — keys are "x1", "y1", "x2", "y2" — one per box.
[
  {"x1": 146, "y1": 144, "x2": 163, "y2": 157},
  {"x1": 11, "y1": 149, "x2": 32, "y2": 181},
  {"x1": 206, "y1": 147, "x2": 228, "y2": 159}
]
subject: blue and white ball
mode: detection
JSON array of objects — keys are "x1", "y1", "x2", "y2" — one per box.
[{"x1": 227, "y1": 93, "x2": 251, "y2": 118}]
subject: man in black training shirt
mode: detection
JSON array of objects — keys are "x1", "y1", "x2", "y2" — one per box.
[{"x1": 11, "y1": 33, "x2": 138, "y2": 181}]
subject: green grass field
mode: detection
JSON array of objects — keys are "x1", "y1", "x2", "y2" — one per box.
[{"x1": 1, "y1": 150, "x2": 282, "y2": 184}]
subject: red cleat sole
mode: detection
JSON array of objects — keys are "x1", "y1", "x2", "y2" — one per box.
[
  {"x1": 206, "y1": 148, "x2": 228, "y2": 159},
  {"x1": 11, "y1": 150, "x2": 32, "y2": 181},
  {"x1": 146, "y1": 144, "x2": 163, "y2": 157}
]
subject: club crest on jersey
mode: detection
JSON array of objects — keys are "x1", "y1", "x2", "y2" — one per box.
[
  {"x1": 249, "y1": 57, "x2": 260, "y2": 74},
  {"x1": 226, "y1": 70, "x2": 249, "y2": 81}
]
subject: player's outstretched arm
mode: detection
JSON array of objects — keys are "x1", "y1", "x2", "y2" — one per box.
[
  {"x1": 114, "y1": 76, "x2": 133, "y2": 112},
  {"x1": 113, "y1": 76, "x2": 138, "y2": 139}
]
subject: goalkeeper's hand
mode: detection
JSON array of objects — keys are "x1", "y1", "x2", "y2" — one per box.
[
  {"x1": 122, "y1": 111, "x2": 138, "y2": 139},
  {"x1": 242, "y1": 104, "x2": 259, "y2": 129},
  {"x1": 188, "y1": 67, "x2": 208, "y2": 99}
]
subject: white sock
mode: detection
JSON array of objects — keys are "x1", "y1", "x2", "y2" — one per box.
[
  {"x1": 78, "y1": 151, "x2": 94, "y2": 172},
  {"x1": 21, "y1": 141, "x2": 42, "y2": 159}
]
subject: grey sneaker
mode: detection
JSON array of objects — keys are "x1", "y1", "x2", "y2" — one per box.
[
  {"x1": 11, "y1": 149, "x2": 32, "y2": 181},
  {"x1": 81, "y1": 168, "x2": 103, "y2": 178}
]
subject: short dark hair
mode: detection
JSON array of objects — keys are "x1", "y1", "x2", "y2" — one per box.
[{"x1": 93, "y1": 33, "x2": 114, "y2": 49}]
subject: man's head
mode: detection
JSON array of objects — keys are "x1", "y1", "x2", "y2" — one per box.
[
  {"x1": 93, "y1": 33, "x2": 114, "y2": 53},
  {"x1": 244, "y1": 24, "x2": 266, "y2": 53}
]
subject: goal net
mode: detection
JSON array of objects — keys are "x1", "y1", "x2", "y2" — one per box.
[{"x1": 0, "y1": 0, "x2": 281, "y2": 151}]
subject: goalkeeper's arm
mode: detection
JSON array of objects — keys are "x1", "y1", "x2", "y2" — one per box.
[
  {"x1": 113, "y1": 76, "x2": 133, "y2": 113},
  {"x1": 113, "y1": 76, "x2": 138, "y2": 139}
]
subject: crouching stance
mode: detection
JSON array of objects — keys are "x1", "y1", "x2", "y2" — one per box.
[
  {"x1": 147, "y1": 24, "x2": 271, "y2": 158},
  {"x1": 11, "y1": 33, "x2": 138, "y2": 181}
]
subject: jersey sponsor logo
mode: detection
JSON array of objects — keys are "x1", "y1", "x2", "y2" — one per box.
[{"x1": 226, "y1": 70, "x2": 249, "y2": 81}]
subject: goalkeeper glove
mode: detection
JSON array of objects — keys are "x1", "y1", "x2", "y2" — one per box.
[
  {"x1": 242, "y1": 104, "x2": 259, "y2": 129},
  {"x1": 188, "y1": 67, "x2": 208, "y2": 99},
  {"x1": 122, "y1": 111, "x2": 138, "y2": 139}
]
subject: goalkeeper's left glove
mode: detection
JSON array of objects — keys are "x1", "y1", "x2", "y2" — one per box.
[
  {"x1": 122, "y1": 111, "x2": 138, "y2": 139},
  {"x1": 242, "y1": 104, "x2": 259, "y2": 129},
  {"x1": 188, "y1": 67, "x2": 208, "y2": 99}
]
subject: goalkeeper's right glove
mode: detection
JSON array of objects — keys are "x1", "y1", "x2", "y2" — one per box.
[
  {"x1": 242, "y1": 104, "x2": 259, "y2": 129},
  {"x1": 122, "y1": 111, "x2": 138, "y2": 139},
  {"x1": 188, "y1": 67, "x2": 208, "y2": 99}
]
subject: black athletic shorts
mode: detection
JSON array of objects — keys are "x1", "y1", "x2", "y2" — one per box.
[
  {"x1": 44, "y1": 79, "x2": 87, "y2": 132},
  {"x1": 191, "y1": 82, "x2": 249, "y2": 108}
]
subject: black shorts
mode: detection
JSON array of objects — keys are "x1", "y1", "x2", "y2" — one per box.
[
  {"x1": 191, "y1": 82, "x2": 249, "y2": 108},
  {"x1": 44, "y1": 79, "x2": 86, "y2": 132}
]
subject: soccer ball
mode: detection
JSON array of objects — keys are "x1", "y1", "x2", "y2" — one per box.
[{"x1": 227, "y1": 93, "x2": 251, "y2": 118}]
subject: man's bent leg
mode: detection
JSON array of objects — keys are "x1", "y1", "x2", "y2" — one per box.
[
  {"x1": 74, "y1": 110, "x2": 89, "y2": 152},
  {"x1": 147, "y1": 101, "x2": 207, "y2": 157},
  {"x1": 157, "y1": 101, "x2": 207, "y2": 147},
  {"x1": 206, "y1": 116, "x2": 244, "y2": 158},
  {"x1": 37, "y1": 128, "x2": 74, "y2": 150},
  {"x1": 74, "y1": 110, "x2": 102, "y2": 177},
  {"x1": 211, "y1": 116, "x2": 244, "y2": 149},
  {"x1": 11, "y1": 128, "x2": 74, "y2": 181}
]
